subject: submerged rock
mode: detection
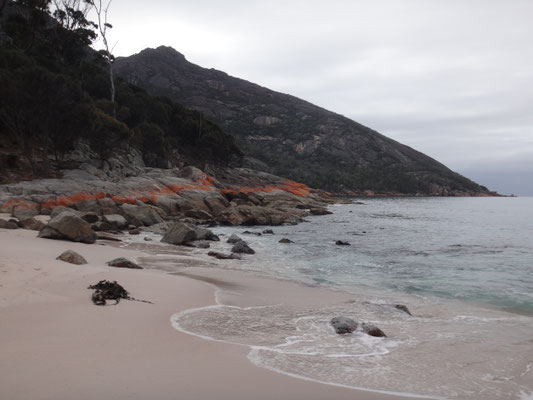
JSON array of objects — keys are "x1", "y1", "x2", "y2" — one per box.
[
  {"x1": 208, "y1": 251, "x2": 241, "y2": 260},
  {"x1": 243, "y1": 230, "x2": 262, "y2": 236},
  {"x1": 231, "y1": 240, "x2": 255, "y2": 255},
  {"x1": 186, "y1": 241, "x2": 210, "y2": 249},
  {"x1": 309, "y1": 207, "x2": 332, "y2": 216},
  {"x1": 361, "y1": 323, "x2": 387, "y2": 337},
  {"x1": 106, "y1": 257, "x2": 142, "y2": 269},
  {"x1": 335, "y1": 240, "x2": 351, "y2": 246},
  {"x1": 394, "y1": 304, "x2": 412, "y2": 316},
  {"x1": 279, "y1": 238, "x2": 293, "y2": 244},
  {"x1": 331, "y1": 316, "x2": 358, "y2": 334},
  {"x1": 262, "y1": 229, "x2": 274, "y2": 234},
  {"x1": 56, "y1": 250, "x2": 87, "y2": 265}
]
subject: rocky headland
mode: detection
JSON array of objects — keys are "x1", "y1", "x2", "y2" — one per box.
[{"x1": 0, "y1": 145, "x2": 334, "y2": 245}]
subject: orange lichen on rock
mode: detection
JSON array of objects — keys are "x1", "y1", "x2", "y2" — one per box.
[
  {"x1": 111, "y1": 195, "x2": 137, "y2": 205},
  {"x1": 197, "y1": 175, "x2": 215, "y2": 186},
  {"x1": 280, "y1": 180, "x2": 310, "y2": 196},
  {"x1": 219, "y1": 180, "x2": 309, "y2": 197}
]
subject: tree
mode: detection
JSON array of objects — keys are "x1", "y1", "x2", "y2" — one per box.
[
  {"x1": 87, "y1": 0, "x2": 115, "y2": 116},
  {"x1": 0, "y1": 65, "x2": 93, "y2": 176}
]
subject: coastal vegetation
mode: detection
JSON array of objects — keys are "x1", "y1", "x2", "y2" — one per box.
[{"x1": 0, "y1": 0, "x2": 242, "y2": 181}]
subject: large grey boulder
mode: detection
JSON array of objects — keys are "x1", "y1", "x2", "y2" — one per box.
[
  {"x1": 56, "y1": 250, "x2": 88, "y2": 265},
  {"x1": 103, "y1": 214, "x2": 128, "y2": 230},
  {"x1": 38, "y1": 213, "x2": 97, "y2": 244},
  {"x1": 120, "y1": 204, "x2": 165, "y2": 227},
  {"x1": 331, "y1": 316, "x2": 358, "y2": 334},
  {"x1": 161, "y1": 222, "x2": 197, "y2": 245}
]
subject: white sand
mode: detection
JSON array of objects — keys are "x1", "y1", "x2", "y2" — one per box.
[{"x1": 0, "y1": 228, "x2": 417, "y2": 400}]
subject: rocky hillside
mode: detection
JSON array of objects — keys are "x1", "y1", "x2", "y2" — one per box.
[{"x1": 115, "y1": 46, "x2": 492, "y2": 196}]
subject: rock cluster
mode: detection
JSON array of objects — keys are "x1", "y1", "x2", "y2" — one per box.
[{"x1": 330, "y1": 316, "x2": 387, "y2": 337}]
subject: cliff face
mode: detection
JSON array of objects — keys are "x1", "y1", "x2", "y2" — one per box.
[{"x1": 115, "y1": 46, "x2": 491, "y2": 195}]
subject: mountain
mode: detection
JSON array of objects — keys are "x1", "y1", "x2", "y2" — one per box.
[{"x1": 114, "y1": 46, "x2": 492, "y2": 196}]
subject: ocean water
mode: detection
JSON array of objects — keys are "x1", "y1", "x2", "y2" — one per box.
[
  {"x1": 212, "y1": 196, "x2": 533, "y2": 315},
  {"x1": 128, "y1": 197, "x2": 533, "y2": 399}
]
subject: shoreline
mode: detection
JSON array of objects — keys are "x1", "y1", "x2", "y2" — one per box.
[{"x1": 0, "y1": 228, "x2": 419, "y2": 400}]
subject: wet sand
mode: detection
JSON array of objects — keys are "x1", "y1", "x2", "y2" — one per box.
[{"x1": 0, "y1": 228, "x2": 417, "y2": 400}]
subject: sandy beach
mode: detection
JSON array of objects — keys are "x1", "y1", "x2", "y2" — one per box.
[{"x1": 0, "y1": 228, "x2": 419, "y2": 400}]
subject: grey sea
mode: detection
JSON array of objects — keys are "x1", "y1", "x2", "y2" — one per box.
[{"x1": 128, "y1": 197, "x2": 533, "y2": 399}]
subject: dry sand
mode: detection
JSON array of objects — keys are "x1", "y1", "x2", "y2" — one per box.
[{"x1": 0, "y1": 228, "x2": 419, "y2": 400}]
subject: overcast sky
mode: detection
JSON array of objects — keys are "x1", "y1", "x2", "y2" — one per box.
[{"x1": 105, "y1": 0, "x2": 533, "y2": 195}]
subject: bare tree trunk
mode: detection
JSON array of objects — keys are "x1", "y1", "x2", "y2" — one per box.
[{"x1": 91, "y1": 0, "x2": 116, "y2": 117}]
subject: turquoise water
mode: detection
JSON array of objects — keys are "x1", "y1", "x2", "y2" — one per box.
[
  {"x1": 215, "y1": 197, "x2": 533, "y2": 315},
  {"x1": 163, "y1": 197, "x2": 533, "y2": 399}
]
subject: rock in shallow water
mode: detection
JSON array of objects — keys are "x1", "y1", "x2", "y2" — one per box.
[
  {"x1": 227, "y1": 233, "x2": 242, "y2": 244},
  {"x1": 279, "y1": 238, "x2": 293, "y2": 244},
  {"x1": 331, "y1": 316, "x2": 358, "y2": 334},
  {"x1": 231, "y1": 240, "x2": 255, "y2": 254},
  {"x1": 361, "y1": 323, "x2": 387, "y2": 337},
  {"x1": 207, "y1": 251, "x2": 241, "y2": 260},
  {"x1": 394, "y1": 304, "x2": 412, "y2": 316},
  {"x1": 335, "y1": 240, "x2": 351, "y2": 246}
]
